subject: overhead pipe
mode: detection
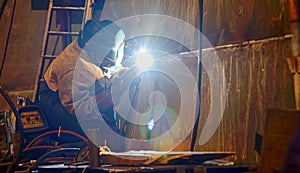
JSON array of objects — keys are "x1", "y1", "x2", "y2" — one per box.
[{"x1": 288, "y1": 0, "x2": 300, "y2": 109}]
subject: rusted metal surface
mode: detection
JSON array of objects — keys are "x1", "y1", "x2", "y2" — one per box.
[
  {"x1": 194, "y1": 36, "x2": 295, "y2": 166},
  {"x1": 261, "y1": 109, "x2": 300, "y2": 173},
  {"x1": 101, "y1": 0, "x2": 200, "y2": 52},
  {"x1": 288, "y1": 0, "x2": 300, "y2": 57},
  {"x1": 204, "y1": 0, "x2": 290, "y2": 46},
  {"x1": 0, "y1": 1, "x2": 46, "y2": 91},
  {"x1": 288, "y1": 0, "x2": 300, "y2": 109},
  {"x1": 0, "y1": 0, "x2": 292, "y2": 92},
  {"x1": 120, "y1": 35, "x2": 295, "y2": 166}
]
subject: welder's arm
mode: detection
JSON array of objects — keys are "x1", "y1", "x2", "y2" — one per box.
[
  {"x1": 67, "y1": 61, "x2": 111, "y2": 119},
  {"x1": 95, "y1": 89, "x2": 113, "y2": 112},
  {"x1": 93, "y1": 75, "x2": 114, "y2": 112},
  {"x1": 95, "y1": 66, "x2": 130, "y2": 112}
]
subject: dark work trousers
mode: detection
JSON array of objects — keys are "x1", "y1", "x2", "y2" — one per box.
[
  {"x1": 38, "y1": 82, "x2": 121, "y2": 146},
  {"x1": 39, "y1": 83, "x2": 87, "y2": 142}
]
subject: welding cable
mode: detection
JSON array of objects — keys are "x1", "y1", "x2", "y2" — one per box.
[
  {"x1": 0, "y1": 114, "x2": 10, "y2": 162},
  {"x1": 190, "y1": 0, "x2": 203, "y2": 152},
  {"x1": 0, "y1": 149, "x2": 9, "y2": 162},
  {"x1": 22, "y1": 145, "x2": 61, "y2": 152},
  {"x1": 24, "y1": 130, "x2": 88, "y2": 151},
  {"x1": 0, "y1": 0, "x2": 17, "y2": 77},
  {"x1": 0, "y1": 140, "x2": 10, "y2": 163},
  {"x1": 1, "y1": 110, "x2": 17, "y2": 162},
  {"x1": 0, "y1": 87, "x2": 24, "y2": 173},
  {"x1": 30, "y1": 148, "x2": 80, "y2": 170},
  {"x1": 81, "y1": 166, "x2": 88, "y2": 173}
]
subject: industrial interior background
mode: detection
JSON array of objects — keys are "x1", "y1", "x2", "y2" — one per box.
[{"x1": 0, "y1": 0, "x2": 297, "y2": 171}]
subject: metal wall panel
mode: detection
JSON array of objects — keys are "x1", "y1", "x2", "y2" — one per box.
[{"x1": 194, "y1": 36, "x2": 295, "y2": 166}]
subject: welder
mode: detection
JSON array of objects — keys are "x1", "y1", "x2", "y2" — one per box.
[{"x1": 39, "y1": 19, "x2": 126, "y2": 144}]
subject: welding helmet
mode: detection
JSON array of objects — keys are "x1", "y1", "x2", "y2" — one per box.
[{"x1": 79, "y1": 19, "x2": 125, "y2": 67}]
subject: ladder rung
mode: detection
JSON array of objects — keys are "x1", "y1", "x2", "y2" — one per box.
[
  {"x1": 48, "y1": 31, "x2": 79, "y2": 36},
  {"x1": 52, "y1": 6, "x2": 85, "y2": 11},
  {"x1": 43, "y1": 55, "x2": 56, "y2": 59}
]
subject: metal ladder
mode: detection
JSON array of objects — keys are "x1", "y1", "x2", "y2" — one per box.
[{"x1": 33, "y1": 0, "x2": 94, "y2": 102}]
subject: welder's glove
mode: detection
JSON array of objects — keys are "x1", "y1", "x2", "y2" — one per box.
[
  {"x1": 111, "y1": 65, "x2": 130, "y2": 79},
  {"x1": 108, "y1": 66, "x2": 135, "y2": 106}
]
